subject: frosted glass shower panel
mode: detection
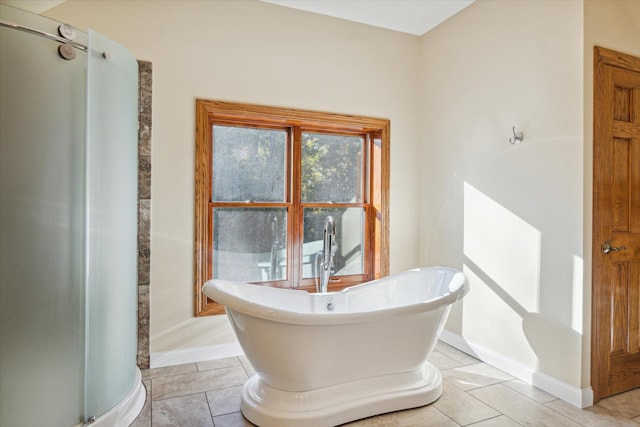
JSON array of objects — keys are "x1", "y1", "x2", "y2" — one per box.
[
  {"x1": 85, "y1": 29, "x2": 139, "y2": 419},
  {"x1": 0, "y1": 5, "x2": 87, "y2": 426}
]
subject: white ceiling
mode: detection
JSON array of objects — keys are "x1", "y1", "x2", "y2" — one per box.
[
  {"x1": 1, "y1": 0, "x2": 476, "y2": 36},
  {"x1": 261, "y1": 0, "x2": 476, "y2": 36}
]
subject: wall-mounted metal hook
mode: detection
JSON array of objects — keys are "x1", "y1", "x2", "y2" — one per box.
[{"x1": 509, "y1": 126, "x2": 524, "y2": 144}]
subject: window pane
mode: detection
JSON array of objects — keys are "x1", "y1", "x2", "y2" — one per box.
[
  {"x1": 212, "y1": 125, "x2": 286, "y2": 202},
  {"x1": 302, "y1": 208, "x2": 364, "y2": 279},
  {"x1": 301, "y1": 133, "x2": 363, "y2": 203},
  {"x1": 213, "y1": 208, "x2": 287, "y2": 282}
]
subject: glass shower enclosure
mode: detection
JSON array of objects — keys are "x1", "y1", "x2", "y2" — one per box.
[{"x1": 0, "y1": 5, "x2": 143, "y2": 426}]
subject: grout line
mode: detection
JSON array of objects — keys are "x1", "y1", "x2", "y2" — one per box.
[
  {"x1": 464, "y1": 414, "x2": 523, "y2": 426},
  {"x1": 152, "y1": 388, "x2": 230, "y2": 403},
  {"x1": 238, "y1": 356, "x2": 255, "y2": 379},
  {"x1": 204, "y1": 390, "x2": 216, "y2": 426},
  {"x1": 196, "y1": 359, "x2": 243, "y2": 372},
  {"x1": 433, "y1": 405, "x2": 462, "y2": 426},
  {"x1": 503, "y1": 414, "x2": 525, "y2": 426}
]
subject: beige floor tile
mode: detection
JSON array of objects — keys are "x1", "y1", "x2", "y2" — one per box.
[
  {"x1": 197, "y1": 356, "x2": 241, "y2": 371},
  {"x1": 544, "y1": 398, "x2": 639, "y2": 426},
  {"x1": 206, "y1": 385, "x2": 243, "y2": 416},
  {"x1": 382, "y1": 404, "x2": 459, "y2": 427},
  {"x1": 142, "y1": 362, "x2": 197, "y2": 380},
  {"x1": 442, "y1": 363, "x2": 513, "y2": 391},
  {"x1": 152, "y1": 365, "x2": 248, "y2": 400},
  {"x1": 239, "y1": 355, "x2": 256, "y2": 377},
  {"x1": 343, "y1": 405, "x2": 459, "y2": 427},
  {"x1": 341, "y1": 414, "x2": 397, "y2": 426},
  {"x1": 465, "y1": 415, "x2": 521, "y2": 426},
  {"x1": 213, "y1": 411, "x2": 256, "y2": 427},
  {"x1": 469, "y1": 383, "x2": 581, "y2": 427},
  {"x1": 435, "y1": 342, "x2": 480, "y2": 366},
  {"x1": 434, "y1": 380, "x2": 500, "y2": 425},
  {"x1": 138, "y1": 341, "x2": 640, "y2": 427},
  {"x1": 597, "y1": 388, "x2": 640, "y2": 419},
  {"x1": 151, "y1": 393, "x2": 214, "y2": 427},
  {"x1": 428, "y1": 350, "x2": 463, "y2": 371},
  {"x1": 503, "y1": 379, "x2": 556, "y2": 403}
]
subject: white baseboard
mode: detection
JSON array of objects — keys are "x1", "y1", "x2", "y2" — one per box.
[
  {"x1": 439, "y1": 330, "x2": 593, "y2": 408},
  {"x1": 83, "y1": 368, "x2": 146, "y2": 426},
  {"x1": 151, "y1": 342, "x2": 244, "y2": 368}
]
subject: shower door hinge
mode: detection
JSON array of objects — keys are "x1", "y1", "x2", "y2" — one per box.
[
  {"x1": 58, "y1": 24, "x2": 77, "y2": 41},
  {"x1": 58, "y1": 44, "x2": 77, "y2": 60},
  {"x1": 73, "y1": 416, "x2": 96, "y2": 426}
]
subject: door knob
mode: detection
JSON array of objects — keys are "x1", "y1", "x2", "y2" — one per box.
[{"x1": 602, "y1": 241, "x2": 627, "y2": 254}]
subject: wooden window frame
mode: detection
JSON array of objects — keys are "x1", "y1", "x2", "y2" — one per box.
[{"x1": 194, "y1": 99, "x2": 390, "y2": 316}]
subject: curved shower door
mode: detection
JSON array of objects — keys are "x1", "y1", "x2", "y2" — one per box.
[
  {"x1": 0, "y1": 6, "x2": 87, "y2": 425},
  {"x1": 84, "y1": 29, "x2": 139, "y2": 420},
  {"x1": 0, "y1": 5, "x2": 140, "y2": 426}
]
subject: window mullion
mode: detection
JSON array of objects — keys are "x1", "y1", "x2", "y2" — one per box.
[
  {"x1": 291, "y1": 126, "x2": 302, "y2": 288},
  {"x1": 366, "y1": 133, "x2": 374, "y2": 280},
  {"x1": 364, "y1": 133, "x2": 371, "y2": 204}
]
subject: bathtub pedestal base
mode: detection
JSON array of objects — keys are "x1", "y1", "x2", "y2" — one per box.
[{"x1": 240, "y1": 361, "x2": 442, "y2": 427}]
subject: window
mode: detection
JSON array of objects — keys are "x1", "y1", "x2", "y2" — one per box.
[{"x1": 195, "y1": 100, "x2": 389, "y2": 315}]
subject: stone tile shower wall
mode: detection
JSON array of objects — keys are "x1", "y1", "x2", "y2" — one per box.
[{"x1": 137, "y1": 60, "x2": 152, "y2": 369}]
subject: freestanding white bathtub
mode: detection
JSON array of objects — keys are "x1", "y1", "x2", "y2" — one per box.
[{"x1": 202, "y1": 267, "x2": 468, "y2": 427}]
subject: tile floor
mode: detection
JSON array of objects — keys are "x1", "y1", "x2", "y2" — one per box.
[{"x1": 131, "y1": 341, "x2": 640, "y2": 426}]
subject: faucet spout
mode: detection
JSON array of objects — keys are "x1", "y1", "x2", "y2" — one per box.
[{"x1": 319, "y1": 216, "x2": 335, "y2": 293}]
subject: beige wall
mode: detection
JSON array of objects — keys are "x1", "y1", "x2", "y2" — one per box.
[
  {"x1": 45, "y1": 0, "x2": 421, "y2": 340},
  {"x1": 40, "y1": 0, "x2": 640, "y2": 400},
  {"x1": 418, "y1": 0, "x2": 585, "y2": 388},
  {"x1": 583, "y1": 0, "x2": 640, "y2": 388}
]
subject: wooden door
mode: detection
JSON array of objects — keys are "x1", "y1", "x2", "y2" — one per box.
[{"x1": 592, "y1": 47, "x2": 640, "y2": 402}]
